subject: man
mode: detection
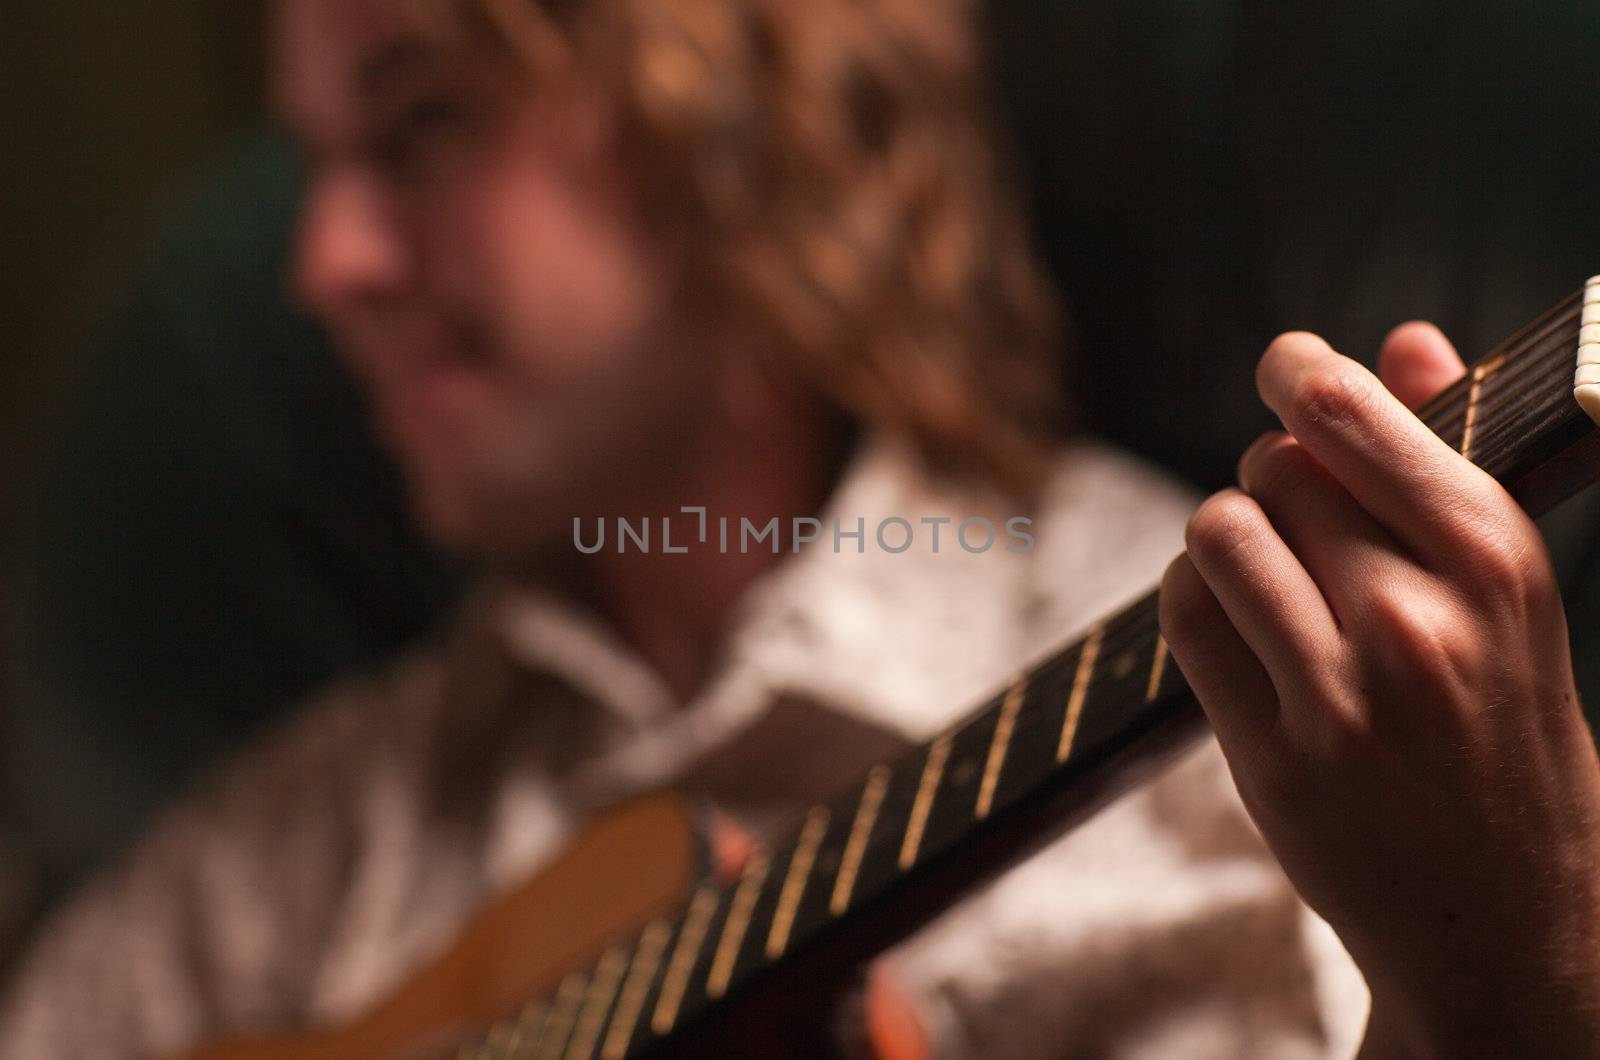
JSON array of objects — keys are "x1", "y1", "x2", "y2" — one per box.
[{"x1": 3, "y1": 1, "x2": 1598, "y2": 1057}]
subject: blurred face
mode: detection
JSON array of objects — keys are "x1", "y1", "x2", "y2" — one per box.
[{"x1": 273, "y1": 0, "x2": 723, "y2": 558}]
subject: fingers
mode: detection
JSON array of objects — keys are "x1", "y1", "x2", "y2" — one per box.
[
  {"x1": 1181, "y1": 488, "x2": 1343, "y2": 700},
  {"x1": 1377, "y1": 321, "x2": 1466, "y2": 412},
  {"x1": 1255, "y1": 331, "x2": 1521, "y2": 569},
  {"x1": 1159, "y1": 552, "x2": 1280, "y2": 763},
  {"x1": 1237, "y1": 432, "x2": 1406, "y2": 629}
]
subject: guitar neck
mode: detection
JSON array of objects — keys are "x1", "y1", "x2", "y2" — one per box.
[{"x1": 473, "y1": 281, "x2": 1600, "y2": 1060}]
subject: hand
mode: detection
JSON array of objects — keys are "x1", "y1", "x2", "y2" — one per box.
[{"x1": 1158, "y1": 323, "x2": 1600, "y2": 1056}]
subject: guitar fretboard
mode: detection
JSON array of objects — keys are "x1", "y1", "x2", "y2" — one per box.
[{"x1": 468, "y1": 283, "x2": 1600, "y2": 1059}]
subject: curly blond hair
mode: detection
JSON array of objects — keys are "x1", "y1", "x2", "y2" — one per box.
[{"x1": 402, "y1": 0, "x2": 1066, "y2": 495}]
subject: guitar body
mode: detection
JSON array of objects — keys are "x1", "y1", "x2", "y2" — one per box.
[{"x1": 188, "y1": 794, "x2": 701, "y2": 1060}]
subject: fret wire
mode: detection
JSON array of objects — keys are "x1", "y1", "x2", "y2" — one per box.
[
  {"x1": 1042, "y1": 594, "x2": 1162, "y2": 693},
  {"x1": 525, "y1": 998, "x2": 566, "y2": 1058},
  {"x1": 1419, "y1": 302, "x2": 1578, "y2": 439},
  {"x1": 487, "y1": 1021, "x2": 519, "y2": 1056},
  {"x1": 975, "y1": 676, "x2": 1027, "y2": 819},
  {"x1": 1030, "y1": 596, "x2": 1151, "y2": 696},
  {"x1": 1471, "y1": 388, "x2": 1580, "y2": 485},
  {"x1": 567, "y1": 947, "x2": 630, "y2": 1060},
  {"x1": 637, "y1": 602, "x2": 1171, "y2": 998},
  {"x1": 587, "y1": 290, "x2": 1587, "y2": 1056},
  {"x1": 1431, "y1": 288, "x2": 1581, "y2": 422},
  {"x1": 1460, "y1": 361, "x2": 1492, "y2": 460},
  {"x1": 537, "y1": 972, "x2": 591, "y2": 1060},
  {"x1": 1144, "y1": 635, "x2": 1169, "y2": 704},
  {"x1": 583, "y1": 591, "x2": 1170, "y2": 1053},
  {"x1": 1435, "y1": 313, "x2": 1581, "y2": 451},
  {"x1": 652, "y1": 885, "x2": 720, "y2": 1035},
  {"x1": 1471, "y1": 315, "x2": 1583, "y2": 419},
  {"x1": 766, "y1": 806, "x2": 830, "y2": 959},
  {"x1": 512, "y1": 1002, "x2": 550, "y2": 1058},
  {"x1": 1022, "y1": 596, "x2": 1162, "y2": 716},
  {"x1": 1467, "y1": 344, "x2": 1584, "y2": 465},
  {"x1": 899, "y1": 735, "x2": 953, "y2": 870},
  {"x1": 1031, "y1": 612, "x2": 1165, "y2": 736},
  {"x1": 1057, "y1": 625, "x2": 1104, "y2": 762},
  {"x1": 602, "y1": 919, "x2": 673, "y2": 1060},
  {"x1": 1069, "y1": 621, "x2": 1177, "y2": 745},
  {"x1": 1000, "y1": 311, "x2": 1581, "y2": 778},
  {"x1": 1381, "y1": 307, "x2": 1579, "y2": 485},
  {"x1": 573, "y1": 290, "x2": 1579, "y2": 1039},
  {"x1": 831, "y1": 765, "x2": 890, "y2": 914},
  {"x1": 503, "y1": 1021, "x2": 533, "y2": 1057},
  {"x1": 832, "y1": 603, "x2": 1178, "y2": 918},
  {"x1": 1416, "y1": 338, "x2": 1501, "y2": 433},
  {"x1": 935, "y1": 588, "x2": 1158, "y2": 756},
  {"x1": 1425, "y1": 341, "x2": 1561, "y2": 455},
  {"x1": 1418, "y1": 367, "x2": 1479, "y2": 440},
  {"x1": 705, "y1": 851, "x2": 770, "y2": 999}
]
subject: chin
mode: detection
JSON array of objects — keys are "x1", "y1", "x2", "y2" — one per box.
[
  {"x1": 406, "y1": 484, "x2": 482, "y2": 556},
  {"x1": 406, "y1": 472, "x2": 571, "y2": 565}
]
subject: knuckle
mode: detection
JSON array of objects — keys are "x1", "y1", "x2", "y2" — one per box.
[
  {"x1": 1292, "y1": 367, "x2": 1376, "y2": 433},
  {"x1": 1367, "y1": 588, "x2": 1479, "y2": 690},
  {"x1": 1454, "y1": 522, "x2": 1555, "y2": 608},
  {"x1": 1185, "y1": 491, "x2": 1262, "y2": 565},
  {"x1": 1466, "y1": 536, "x2": 1535, "y2": 597},
  {"x1": 1313, "y1": 713, "x2": 1381, "y2": 780},
  {"x1": 1236, "y1": 754, "x2": 1298, "y2": 821},
  {"x1": 1294, "y1": 647, "x2": 1353, "y2": 709},
  {"x1": 1249, "y1": 438, "x2": 1320, "y2": 502}
]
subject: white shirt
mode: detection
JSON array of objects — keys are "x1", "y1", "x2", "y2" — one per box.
[{"x1": 0, "y1": 437, "x2": 1368, "y2": 1058}]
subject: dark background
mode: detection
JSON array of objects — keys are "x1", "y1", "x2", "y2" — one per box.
[
  {"x1": 1, "y1": 3, "x2": 264, "y2": 474},
  {"x1": 2, "y1": 0, "x2": 266, "y2": 961},
  {"x1": 5, "y1": 0, "x2": 1600, "y2": 970}
]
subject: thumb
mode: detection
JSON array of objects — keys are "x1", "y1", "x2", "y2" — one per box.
[{"x1": 1377, "y1": 320, "x2": 1466, "y2": 412}]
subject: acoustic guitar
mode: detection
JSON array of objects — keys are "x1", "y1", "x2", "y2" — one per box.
[{"x1": 191, "y1": 279, "x2": 1600, "y2": 1059}]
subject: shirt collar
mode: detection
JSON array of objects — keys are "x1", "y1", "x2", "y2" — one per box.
[{"x1": 487, "y1": 434, "x2": 1041, "y2": 758}]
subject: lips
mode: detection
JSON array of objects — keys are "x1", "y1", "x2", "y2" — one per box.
[
  {"x1": 373, "y1": 358, "x2": 473, "y2": 450},
  {"x1": 362, "y1": 330, "x2": 491, "y2": 452},
  {"x1": 337, "y1": 308, "x2": 500, "y2": 455}
]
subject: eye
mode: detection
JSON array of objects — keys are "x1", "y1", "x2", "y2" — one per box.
[{"x1": 369, "y1": 91, "x2": 471, "y2": 175}]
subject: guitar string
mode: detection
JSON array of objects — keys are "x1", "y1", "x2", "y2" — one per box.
[
  {"x1": 615, "y1": 311, "x2": 1593, "y2": 1040},
  {"x1": 1444, "y1": 313, "x2": 1584, "y2": 451},
  {"x1": 1416, "y1": 292, "x2": 1579, "y2": 428},
  {"x1": 1415, "y1": 316, "x2": 1573, "y2": 442},
  {"x1": 484, "y1": 350, "x2": 1584, "y2": 1060},
  {"x1": 473, "y1": 296, "x2": 1587, "y2": 1058},
  {"x1": 618, "y1": 303, "x2": 1589, "y2": 1042},
  {"x1": 1410, "y1": 301, "x2": 1575, "y2": 437},
  {"x1": 1468, "y1": 347, "x2": 1587, "y2": 476},
  {"x1": 1418, "y1": 304, "x2": 1578, "y2": 447}
]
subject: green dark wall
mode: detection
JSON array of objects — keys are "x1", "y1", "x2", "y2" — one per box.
[
  {"x1": 0, "y1": 2, "x2": 264, "y2": 490},
  {"x1": 0, "y1": 0, "x2": 264, "y2": 961}
]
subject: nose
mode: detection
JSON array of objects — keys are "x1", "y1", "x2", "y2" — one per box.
[{"x1": 291, "y1": 167, "x2": 413, "y2": 321}]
